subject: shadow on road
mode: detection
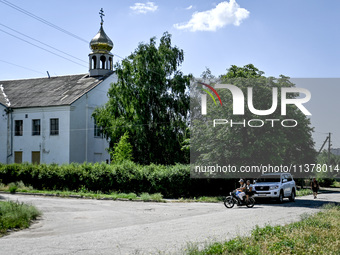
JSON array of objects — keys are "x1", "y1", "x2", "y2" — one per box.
[{"x1": 255, "y1": 197, "x2": 340, "y2": 209}]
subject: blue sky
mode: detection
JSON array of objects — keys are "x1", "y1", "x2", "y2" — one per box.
[{"x1": 0, "y1": 0, "x2": 339, "y2": 149}]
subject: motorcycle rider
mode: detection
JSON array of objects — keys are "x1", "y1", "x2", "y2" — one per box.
[{"x1": 236, "y1": 179, "x2": 246, "y2": 201}]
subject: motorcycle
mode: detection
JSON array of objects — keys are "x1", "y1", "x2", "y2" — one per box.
[{"x1": 224, "y1": 191, "x2": 255, "y2": 208}]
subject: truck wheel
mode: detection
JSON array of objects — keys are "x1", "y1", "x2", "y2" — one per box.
[
  {"x1": 289, "y1": 189, "x2": 295, "y2": 202},
  {"x1": 278, "y1": 190, "x2": 284, "y2": 203}
]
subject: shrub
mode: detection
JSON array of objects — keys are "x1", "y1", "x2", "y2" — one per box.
[
  {"x1": 150, "y1": 193, "x2": 163, "y2": 202},
  {"x1": 8, "y1": 183, "x2": 17, "y2": 194},
  {"x1": 140, "y1": 193, "x2": 151, "y2": 201},
  {"x1": 111, "y1": 132, "x2": 133, "y2": 163},
  {"x1": 0, "y1": 162, "x2": 237, "y2": 198}
]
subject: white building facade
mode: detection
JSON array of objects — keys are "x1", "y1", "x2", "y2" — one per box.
[{"x1": 0, "y1": 18, "x2": 116, "y2": 164}]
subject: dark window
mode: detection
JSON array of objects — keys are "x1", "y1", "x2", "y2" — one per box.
[
  {"x1": 94, "y1": 123, "x2": 102, "y2": 138},
  {"x1": 100, "y1": 55, "x2": 106, "y2": 69},
  {"x1": 14, "y1": 151, "x2": 23, "y2": 163},
  {"x1": 32, "y1": 151, "x2": 40, "y2": 164},
  {"x1": 15, "y1": 120, "x2": 23, "y2": 136},
  {"x1": 50, "y1": 118, "x2": 59, "y2": 135},
  {"x1": 32, "y1": 119, "x2": 41, "y2": 136},
  {"x1": 92, "y1": 56, "x2": 97, "y2": 69}
]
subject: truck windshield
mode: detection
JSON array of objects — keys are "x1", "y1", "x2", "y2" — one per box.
[{"x1": 256, "y1": 176, "x2": 281, "y2": 183}]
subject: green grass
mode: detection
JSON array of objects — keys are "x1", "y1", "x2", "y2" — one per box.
[
  {"x1": 0, "y1": 182, "x2": 225, "y2": 203},
  {"x1": 0, "y1": 182, "x2": 165, "y2": 202},
  {"x1": 0, "y1": 181, "x2": 316, "y2": 204},
  {"x1": 184, "y1": 204, "x2": 340, "y2": 255},
  {"x1": 176, "y1": 196, "x2": 225, "y2": 203},
  {"x1": 331, "y1": 181, "x2": 340, "y2": 188},
  {"x1": 0, "y1": 200, "x2": 41, "y2": 237},
  {"x1": 296, "y1": 188, "x2": 313, "y2": 197}
]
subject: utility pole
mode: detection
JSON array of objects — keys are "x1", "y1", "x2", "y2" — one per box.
[{"x1": 318, "y1": 135, "x2": 329, "y2": 155}]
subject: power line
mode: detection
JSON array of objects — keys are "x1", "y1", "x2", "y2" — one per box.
[
  {"x1": 0, "y1": 0, "x2": 88, "y2": 43},
  {"x1": 0, "y1": 23, "x2": 87, "y2": 64},
  {"x1": 0, "y1": 0, "x2": 126, "y2": 61},
  {"x1": 0, "y1": 28, "x2": 87, "y2": 68},
  {"x1": 0, "y1": 0, "x2": 177, "y2": 78},
  {"x1": 0, "y1": 59, "x2": 45, "y2": 75}
]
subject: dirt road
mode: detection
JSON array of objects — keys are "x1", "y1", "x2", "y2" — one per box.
[{"x1": 0, "y1": 192, "x2": 339, "y2": 255}]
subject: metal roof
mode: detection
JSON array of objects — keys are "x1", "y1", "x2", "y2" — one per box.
[{"x1": 0, "y1": 74, "x2": 108, "y2": 108}]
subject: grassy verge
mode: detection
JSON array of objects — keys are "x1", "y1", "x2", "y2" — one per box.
[
  {"x1": 0, "y1": 181, "x2": 226, "y2": 203},
  {"x1": 296, "y1": 188, "x2": 313, "y2": 197},
  {"x1": 184, "y1": 204, "x2": 340, "y2": 254},
  {"x1": 0, "y1": 200, "x2": 41, "y2": 237},
  {"x1": 331, "y1": 181, "x2": 340, "y2": 188},
  {"x1": 0, "y1": 182, "x2": 313, "y2": 203},
  {"x1": 0, "y1": 182, "x2": 166, "y2": 202}
]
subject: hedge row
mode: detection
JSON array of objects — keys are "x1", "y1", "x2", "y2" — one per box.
[{"x1": 0, "y1": 162, "x2": 236, "y2": 198}]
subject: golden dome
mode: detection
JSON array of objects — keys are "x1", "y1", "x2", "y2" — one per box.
[{"x1": 90, "y1": 24, "x2": 113, "y2": 53}]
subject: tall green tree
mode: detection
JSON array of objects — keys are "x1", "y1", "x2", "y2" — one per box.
[
  {"x1": 191, "y1": 64, "x2": 316, "y2": 178},
  {"x1": 111, "y1": 132, "x2": 133, "y2": 163},
  {"x1": 93, "y1": 32, "x2": 191, "y2": 164},
  {"x1": 316, "y1": 150, "x2": 340, "y2": 185}
]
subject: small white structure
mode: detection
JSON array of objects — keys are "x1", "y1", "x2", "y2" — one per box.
[{"x1": 0, "y1": 17, "x2": 116, "y2": 164}]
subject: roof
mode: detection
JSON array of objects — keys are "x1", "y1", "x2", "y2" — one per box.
[{"x1": 0, "y1": 74, "x2": 110, "y2": 108}]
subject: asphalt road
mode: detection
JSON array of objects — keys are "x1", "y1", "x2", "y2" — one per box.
[{"x1": 0, "y1": 192, "x2": 339, "y2": 255}]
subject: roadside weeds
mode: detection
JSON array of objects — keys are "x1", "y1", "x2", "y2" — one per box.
[
  {"x1": 0, "y1": 182, "x2": 317, "y2": 203},
  {"x1": 182, "y1": 204, "x2": 340, "y2": 255}
]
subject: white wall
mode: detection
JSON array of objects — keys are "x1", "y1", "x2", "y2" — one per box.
[
  {"x1": 8, "y1": 106, "x2": 71, "y2": 164},
  {"x1": 0, "y1": 105, "x2": 8, "y2": 163},
  {"x1": 70, "y1": 73, "x2": 116, "y2": 163},
  {"x1": 0, "y1": 73, "x2": 116, "y2": 165},
  {"x1": 69, "y1": 97, "x2": 87, "y2": 163}
]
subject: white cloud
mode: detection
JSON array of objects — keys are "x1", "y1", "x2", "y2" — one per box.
[
  {"x1": 130, "y1": 2, "x2": 158, "y2": 14},
  {"x1": 185, "y1": 5, "x2": 193, "y2": 10},
  {"x1": 174, "y1": 0, "x2": 249, "y2": 32}
]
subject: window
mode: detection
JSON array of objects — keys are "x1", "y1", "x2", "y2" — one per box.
[
  {"x1": 32, "y1": 119, "x2": 41, "y2": 136},
  {"x1": 50, "y1": 118, "x2": 59, "y2": 135},
  {"x1": 287, "y1": 174, "x2": 292, "y2": 182},
  {"x1": 32, "y1": 151, "x2": 40, "y2": 164},
  {"x1": 100, "y1": 55, "x2": 106, "y2": 69},
  {"x1": 15, "y1": 120, "x2": 23, "y2": 136},
  {"x1": 92, "y1": 56, "x2": 97, "y2": 69},
  {"x1": 14, "y1": 151, "x2": 23, "y2": 163},
  {"x1": 94, "y1": 123, "x2": 102, "y2": 138}
]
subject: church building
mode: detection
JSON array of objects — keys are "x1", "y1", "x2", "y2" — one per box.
[{"x1": 0, "y1": 15, "x2": 116, "y2": 164}]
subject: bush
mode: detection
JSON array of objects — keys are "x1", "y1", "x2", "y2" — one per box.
[
  {"x1": 8, "y1": 183, "x2": 18, "y2": 194},
  {"x1": 317, "y1": 178, "x2": 335, "y2": 187},
  {"x1": 150, "y1": 193, "x2": 163, "y2": 202},
  {"x1": 0, "y1": 162, "x2": 237, "y2": 198},
  {"x1": 140, "y1": 193, "x2": 151, "y2": 201},
  {"x1": 111, "y1": 132, "x2": 134, "y2": 163}
]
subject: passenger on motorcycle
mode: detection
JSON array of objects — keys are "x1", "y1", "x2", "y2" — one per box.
[
  {"x1": 245, "y1": 180, "x2": 253, "y2": 201},
  {"x1": 236, "y1": 179, "x2": 246, "y2": 200}
]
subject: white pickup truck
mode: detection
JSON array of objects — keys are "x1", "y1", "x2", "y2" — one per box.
[{"x1": 252, "y1": 173, "x2": 296, "y2": 203}]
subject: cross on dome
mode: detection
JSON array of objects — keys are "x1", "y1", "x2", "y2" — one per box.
[{"x1": 99, "y1": 8, "x2": 105, "y2": 25}]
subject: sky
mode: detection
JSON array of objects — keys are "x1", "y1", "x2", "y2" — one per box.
[{"x1": 0, "y1": 0, "x2": 339, "y2": 150}]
